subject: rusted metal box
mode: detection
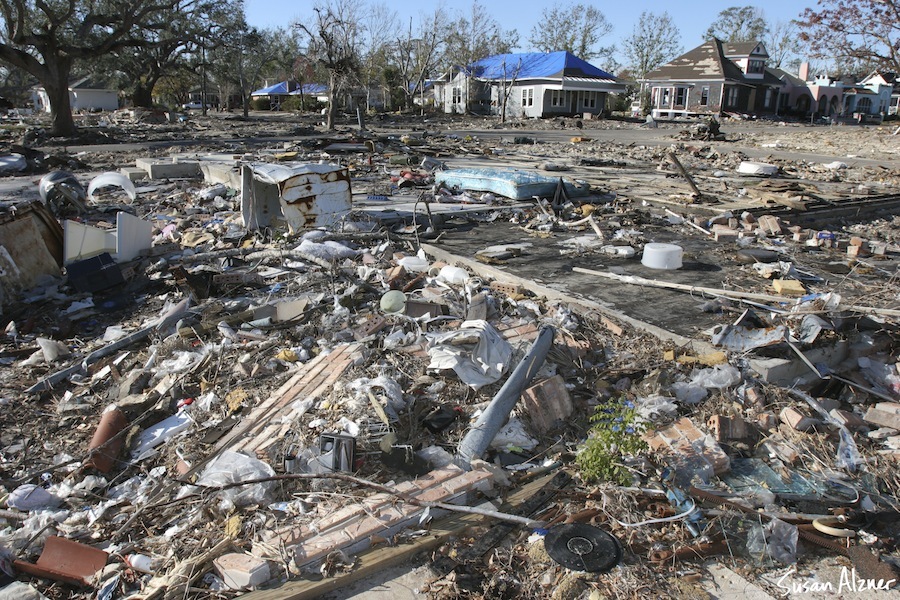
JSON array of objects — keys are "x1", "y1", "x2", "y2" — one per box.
[{"x1": 241, "y1": 162, "x2": 351, "y2": 234}]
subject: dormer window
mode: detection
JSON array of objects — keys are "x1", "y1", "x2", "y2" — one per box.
[{"x1": 748, "y1": 60, "x2": 765, "y2": 74}]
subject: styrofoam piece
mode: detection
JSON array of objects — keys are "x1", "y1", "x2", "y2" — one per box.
[
  {"x1": 736, "y1": 161, "x2": 778, "y2": 176},
  {"x1": 87, "y1": 172, "x2": 137, "y2": 203},
  {"x1": 641, "y1": 243, "x2": 683, "y2": 269}
]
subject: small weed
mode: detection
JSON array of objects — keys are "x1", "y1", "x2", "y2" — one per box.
[{"x1": 576, "y1": 396, "x2": 648, "y2": 485}]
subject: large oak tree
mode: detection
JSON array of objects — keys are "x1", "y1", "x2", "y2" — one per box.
[{"x1": 0, "y1": 0, "x2": 185, "y2": 135}]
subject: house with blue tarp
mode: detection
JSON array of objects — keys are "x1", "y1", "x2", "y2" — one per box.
[
  {"x1": 250, "y1": 80, "x2": 301, "y2": 110},
  {"x1": 434, "y1": 51, "x2": 625, "y2": 119}
]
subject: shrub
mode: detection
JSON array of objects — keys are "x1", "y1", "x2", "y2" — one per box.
[
  {"x1": 249, "y1": 97, "x2": 270, "y2": 111},
  {"x1": 576, "y1": 396, "x2": 648, "y2": 485}
]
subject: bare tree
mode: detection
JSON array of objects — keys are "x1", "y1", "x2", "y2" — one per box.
[
  {"x1": 527, "y1": 3, "x2": 613, "y2": 61},
  {"x1": 705, "y1": 6, "x2": 769, "y2": 42},
  {"x1": 797, "y1": 0, "x2": 900, "y2": 74},
  {"x1": 443, "y1": 0, "x2": 518, "y2": 70},
  {"x1": 394, "y1": 9, "x2": 448, "y2": 112},
  {"x1": 0, "y1": 0, "x2": 183, "y2": 135},
  {"x1": 358, "y1": 2, "x2": 395, "y2": 112},
  {"x1": 497, "y1": 56, "x2": 523, "y2": 123},
  {"x1": 764, "y1": 20, "x2": 803, "y2": 70},
  {"x1": 623, "y1": 11, "x2": 682, "y2": 81},
  {"x1": 296, "y1": 0, "x2": 363, "y2": 130}
]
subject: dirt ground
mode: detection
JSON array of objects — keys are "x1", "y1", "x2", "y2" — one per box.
[{"x1": 0, "y1": 108, "x2": 898, "y2": 600}]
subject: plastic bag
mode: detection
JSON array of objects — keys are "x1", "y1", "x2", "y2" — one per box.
[
  {"x1": 670, "y1": 382, "x2": 708, "y2": 404},
  {"x1": 746, "y1": 518, "x2": 797, "y2": 565},
  {"x1": 689, "y1": 365, "x2": 741, "y2": 389},
  {"x1": 196, "y1": 451, "x2": 275, "y2": 512},
  {"x1": 6, "y1": 484, "x2": 62, "y2": 511}
]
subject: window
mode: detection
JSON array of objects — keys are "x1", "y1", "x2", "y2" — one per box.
[
  {"x1": 748, "y1": 60, "x2": 765, "y2": 74},
  {"x1": 764, "y1": 88, "x2": 774, "y2": 108},
  {"x1": 451, "y1": 87, "x2": 461, "y2": 104},
  {"x1": 675, "y1": 87, "x2": 687, "y2": 106},
  {"x1": 550, "y1": 90, "x2": 565, "y2": 107},
  {"x1": 521, "y1": 88, "x2": 534, "y2": 107},
  {"x1": 583, "y1": 93, "x2": 596, "y2": 109},
  {"x1": 700, "y1": 86, "x2": 710, "y2": 106},
  {"x1": 725, "y1": 86, "x2": 739, "y2": 107},
  {"x1": 661, "y1": 88, "x2": 671, "y2": 107}
]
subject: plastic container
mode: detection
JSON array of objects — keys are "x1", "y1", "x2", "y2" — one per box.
[
  {"x1": 641, "y1": 243, "x2": 683, "y2": 270},
  {"x1": 398, "y1": 256, "x2": 428, "y2": 273},
  {"x1": 379, "y1": 290, "x2": 406, "y2": 314},
  {"x1": 437, "y1": 265, "x2": 469, "y2": 285}
]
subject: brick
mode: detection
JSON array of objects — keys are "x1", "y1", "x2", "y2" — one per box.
[
  {"x1": 707, "y1": 414, "x2": 748, "y2": 442},
  {"x1": 830, "y1": 409, "x2": 867, "y2": 431},
  {"x1": 847, "y1": 244, "x2": 868, "y2": 258},
  {"x1": 521, "y1": 375, "x2": 573, "y2": 433},
  {"x1": 863, "y1": 403, "x2": 900, "y2": 430},
  {"x1": 849, "y1": 236, "x2": 866, "y2": 247},
  {"x1": 385, "y1": 265, "x2": 407, "y2": 287},
  {"x1": 490, "y1": 280, "x2": 525, "y2": 296},
  {"x1": 757, "y1": 412, "x2": 778, "y2": 431},
  {"x1": 773, "y1": 279, "x2": 806, "y2": 296},
  {"x1": 780, "y1": 406, "x2": 816, "y2": 431},
  {"x1": 714, "y1": 227, "x2": 739, "y2": 242}
]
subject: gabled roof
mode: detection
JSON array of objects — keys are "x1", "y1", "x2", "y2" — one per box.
[
  {"x1": 69, "y1": 76, "x2": 116, "y2": 91},
  {"x1": 251, "y1": 81, "x2": 299, "y2": 96},
  {"x1": 289, "y1": 83, "x2": 327, "y2": 95},
  {"x1": 466, "y1": 51, "x2": 617, "y2": 82},
  {"x1": 644, "y1": 38, "x2": 745, "y2": 82},
  {"x1": 767, "y1": 67, "x2": 806, "y2": 87},
  {"x1": 723, "y1": 41, "x2": 768, "y2": 58}
]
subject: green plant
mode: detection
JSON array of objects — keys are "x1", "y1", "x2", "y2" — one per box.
[{"x1": 576, "y1": 396, "x2": 648, "y2": 485}]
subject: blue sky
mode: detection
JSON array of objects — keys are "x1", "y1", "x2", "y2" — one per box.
[{"x1": 246, "y1": 0, "x2": 816, "y2": 66}]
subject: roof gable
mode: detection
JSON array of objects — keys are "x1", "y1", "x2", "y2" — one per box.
[
  {"x1": 467, "y1": 51, "x2": 616, "y2": 81},
  {"x1": 645, "y1": 38, "x2": 744, "y2": 82},
  {"x1": 723, "y1": 41, "x2": 768, "y2": 58}
]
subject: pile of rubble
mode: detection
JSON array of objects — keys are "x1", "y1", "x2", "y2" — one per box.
[{"x1": 0, "y1": 114, "x2": 897, "y2": 600}]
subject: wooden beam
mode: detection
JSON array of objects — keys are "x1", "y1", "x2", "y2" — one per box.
[{"x1": 242, "y1": 471, "x2": 568, "y2": 600}]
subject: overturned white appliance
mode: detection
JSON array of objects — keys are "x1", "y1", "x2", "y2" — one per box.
[
  {"x1": 63, "y1": 212, "x2": 152, "y2": 264},
  {"x1": 241, "y1": 163, "x2": 351, "y2": 234}
]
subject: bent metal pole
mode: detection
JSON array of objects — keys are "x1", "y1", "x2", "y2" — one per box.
[{"x1": 455, "y1": 324, "x2": 556, "y2": 469}]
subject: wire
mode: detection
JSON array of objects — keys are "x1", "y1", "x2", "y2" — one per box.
[{"x1": 611, "y1": 499, "x2": 697, "y2": 528}]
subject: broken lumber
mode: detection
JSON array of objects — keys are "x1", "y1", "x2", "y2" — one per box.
[{"x1": 667, "y1": 151, "x2": 702, "y2": 198}]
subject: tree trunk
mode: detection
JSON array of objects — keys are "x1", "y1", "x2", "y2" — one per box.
[
  {"x1": 326, "y1": 72, "x2": 337, "y2": 130},
  {"x1": 44, "y1": 71, "x2": 76, "y2": 136},
  {"x1": 132, "y1": 82, "x2": 154, "y2": 108}
]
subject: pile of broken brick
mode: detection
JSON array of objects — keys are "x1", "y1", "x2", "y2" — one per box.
[{"x1": 0, "y1": 133, "x2": 897, "y2": 600}]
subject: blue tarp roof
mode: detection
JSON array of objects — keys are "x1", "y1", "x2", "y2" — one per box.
[
  {"x1": 289, "y1": 83, "x2": 328, "y2": 95},
  {"x1": 466, "y1": 51, "x2": 616, "y2": 81},
  {"x1": 251, "y1": 81, "x2": 299, "y2": 96}
]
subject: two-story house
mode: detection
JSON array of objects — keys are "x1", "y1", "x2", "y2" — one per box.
[{"x1": 642, "y1": 39, "x2": 783, "y2": 118}]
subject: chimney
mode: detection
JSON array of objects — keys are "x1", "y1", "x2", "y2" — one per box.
[{"x1": 799, "y1": 61, "x2": 810, "y2": 81}]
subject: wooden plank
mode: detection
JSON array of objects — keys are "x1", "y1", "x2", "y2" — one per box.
[{"x1": 242, "y1": 471, "x2": 566, "y2": 600}]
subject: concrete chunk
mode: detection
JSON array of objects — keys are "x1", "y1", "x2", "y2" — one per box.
[{"x1": 135, "y1": 157, "x2": 201, "y2": 179}]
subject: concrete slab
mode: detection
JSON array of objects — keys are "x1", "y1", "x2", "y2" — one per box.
[{"x1": 135, "y1": 157, "x2": 201, "y2": 179}]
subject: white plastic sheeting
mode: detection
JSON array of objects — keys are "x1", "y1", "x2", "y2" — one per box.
[{"x1": 425, "y1": 320, "x2": 513, "y2": 390}]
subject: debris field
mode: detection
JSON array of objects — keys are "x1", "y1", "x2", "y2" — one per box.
[{"x1": 0, "y1": 110, "x2": 898, "y2": 600}]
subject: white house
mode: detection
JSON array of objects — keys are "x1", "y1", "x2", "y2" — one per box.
[
  {"x1": 434, "y1": 51, "x2": 625, "y2": 119},
  {"x1": 33, "y1": 77, "x2": 119, "y2": 113}
]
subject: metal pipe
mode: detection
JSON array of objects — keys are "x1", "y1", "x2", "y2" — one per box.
[{"x1": 455, "y1": 325, "x2": 555, "y2": 469}]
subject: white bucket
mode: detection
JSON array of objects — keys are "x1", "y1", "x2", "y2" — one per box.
[
  {"x1": 437, "y1": 265, "x2": 469, "y2": 285},
  {"x1": 641, "y1": 243, "x2": 683, "y2": 269}
]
